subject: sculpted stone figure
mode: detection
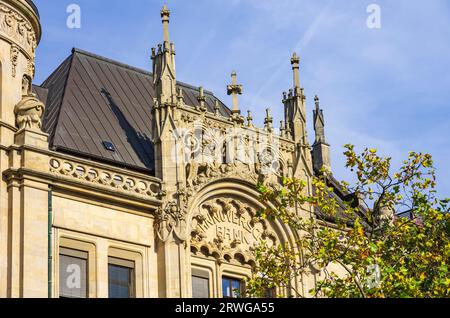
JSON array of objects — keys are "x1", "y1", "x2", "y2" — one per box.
[
  {"x1": 186, "y1": 159, "x2": 221, "y2": 187},
  {"x1": 14, "y1": 93, "x2": 45, "y2": 130}
]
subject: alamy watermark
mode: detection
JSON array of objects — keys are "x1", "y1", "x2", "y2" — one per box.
[
  {"x1": 366, "y1": 4, "x2": 382, "y2": 29},
  {"x1": 65, "y1": 263, "x2": 82, "y2": 289},
  {"x1": 67, "y1": 4, "x2": 81, "y2": 29}
]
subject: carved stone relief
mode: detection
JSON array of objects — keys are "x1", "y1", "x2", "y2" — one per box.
[
  {"x1": 0, "y1": 4, "x2": 38, "y2": 58},
  {"x1": 190, "y1": 197, "x2": 278, "y2": 265},
  {"x1": 10, "y1": 44, "x2": 19, "y2": 77},
  {"x1": 14, "y1": 93, "x2": 45, "y2": 130}
]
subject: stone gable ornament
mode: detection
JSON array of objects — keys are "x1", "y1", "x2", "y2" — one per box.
[
  {"x1": 155, "y1": 200, "x2": 188, "y2": 242},
  {"x1": 14, "y1": 93, "x2": 45, "y2": 131}
]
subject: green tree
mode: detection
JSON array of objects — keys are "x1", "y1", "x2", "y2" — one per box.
[{"x1": 247, "y1": 145, "x2": 450, "y2": 298}]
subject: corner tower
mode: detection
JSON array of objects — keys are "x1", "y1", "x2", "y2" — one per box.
[
  {"x1": 0, "y1": 0, "x2": 50, "y2": 299},
  {"x1": 0, "y1": 0, "x2": 41, "y2": 139}
]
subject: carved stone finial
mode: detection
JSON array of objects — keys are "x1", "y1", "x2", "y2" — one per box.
[
  {"x1": 197, "y1": 86, "x2": 207, "y2": 112},
  {"x1": 315, "y1": 95, "x2": 320, "y2": 109},
  {"x1": 14, "y1": 93, "x2": 45, "y2": 131},
  {"x1": 214, "y1": 100, "x2": 220, "y2": 116},
  {"x1": 247, "y1": 110, "x2": 254, "y2": 127},
  {"x1": 161, "y1": 5, "x2": 171, "y2": 40},
  {"x1": 280, "y1": 121, "x2": 285, "y2": 137},
  {"x1": 264, "y1": 108, "x2": 273, "y2": 132},
  {"x1": 227, "y1": 71, "x2": 243, "y2": 115},
  {"x1": 177, "y1": 87, "x2": 184, "y2": 107},
  {"x1": 291, "y1": 52, "x2": 300, "y2": 89},
  {"x1": 291, "y1": 52, "x2": 300, "y2": 66},
  {"x1": 161, "y1": 5, "x2": 170, "y2": 18}
]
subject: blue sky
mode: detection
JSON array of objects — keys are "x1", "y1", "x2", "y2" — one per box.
[{"x1": 33, "y1": 0, "x2": 450, "y2": 198}]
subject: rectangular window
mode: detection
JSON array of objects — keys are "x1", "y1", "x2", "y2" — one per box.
[
  {"x1": 192, "y1": 268, "x2": 210, "y2": 298},
  {"x1": 108, "y1": 257, "x2": 135, "y2": 298},
  {"x1": 222, "y1": 276, "x2": 244, "y2": 298},
  {"x1": 59, "y1": 248, "x2": 88, "y2": 298}
]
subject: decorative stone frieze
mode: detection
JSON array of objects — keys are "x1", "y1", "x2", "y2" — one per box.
[
  {"x1": 0, "y1": 3, "x2": 38, "y2": 58},
  {"x1": 49, "y1": 157, "x2": 161, "y2": 198}
]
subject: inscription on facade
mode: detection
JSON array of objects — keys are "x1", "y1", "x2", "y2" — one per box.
[
  {"x1": 190, "y1": 199, "x2": 276, "y2": 264},
  {"x1": 194, "y1": 202, "x2": 264, "y2": 246}
]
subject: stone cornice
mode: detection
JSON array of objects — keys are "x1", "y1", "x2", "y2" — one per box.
[
  {"x1": 3, "y1": 144, "x2": 164, "y2": 210},
  {"x1": 3, "y1": 166, "x2": 162, "y2": 211},
  {"x1": 7, "y1": 143, "x2": 162, "y2": 183}
]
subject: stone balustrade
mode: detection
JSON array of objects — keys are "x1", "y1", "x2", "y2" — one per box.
[{"x1": 49, "y1": 155, "x2": 161, "y2": 199}]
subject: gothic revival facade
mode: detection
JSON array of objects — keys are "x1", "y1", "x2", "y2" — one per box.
[{"x1": 0, "y1": 1, "x2": 333, "y2": 298}]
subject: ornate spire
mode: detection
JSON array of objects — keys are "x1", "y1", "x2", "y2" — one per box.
[
  {"x1": 152, "y1": 5, "x2": 177, "y2": 106},
  {"x1": 161, "y1": 5, "x2": 171, "y2": 44},
  {"x1": 312, "y1": 95, "x2": 331, "y2": 174},
  {"x1": 227, "y1": 71, "x2": 243, "y2": 115},
  {"x1": 291, "y1": 52, "x2": 301, "y2": 94},
  {"x1": 313, "y1": 95, "x2": 326, "y2": 144},
  {"x1": 151, "y1": 5, "x2": 178, "y2": 139}
]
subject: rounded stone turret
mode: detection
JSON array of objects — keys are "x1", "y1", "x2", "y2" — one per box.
[{"x1": 0, "y1": 0, "x2": 41, "y2": 136}]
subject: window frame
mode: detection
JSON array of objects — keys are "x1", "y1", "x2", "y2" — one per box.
[
  {"x1": 58, "y1": 247, "x2": 89, "y2": 299},
  {"x1": 222, "y1": 276, "x2": 245, "y2": 298},
  {"x1": 108, "y1": 256, "x2": 136, "y2": 299},
  {"x1": 191, "y1": 268, "x2": 211, "y2": 298}
]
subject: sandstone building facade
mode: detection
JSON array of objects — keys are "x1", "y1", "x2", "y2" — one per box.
[{"x1": 0, "y1": 1, "x2": 333, "y2": 298}]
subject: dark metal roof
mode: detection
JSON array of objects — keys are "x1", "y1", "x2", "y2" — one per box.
[
  {"x1": 39, "y1": 48, "x2": 231, "y2": 174},
  {"x1": 32, "y1": 84, "x2": 48, "y2": 105}
]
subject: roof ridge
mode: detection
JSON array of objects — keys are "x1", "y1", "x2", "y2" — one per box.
[
  {"x1": 72, "y1": 47, "x2": 153, "y2": 77},
  {"x1": 71, "y1": 47, "x2": 217, "y2": 96}
]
